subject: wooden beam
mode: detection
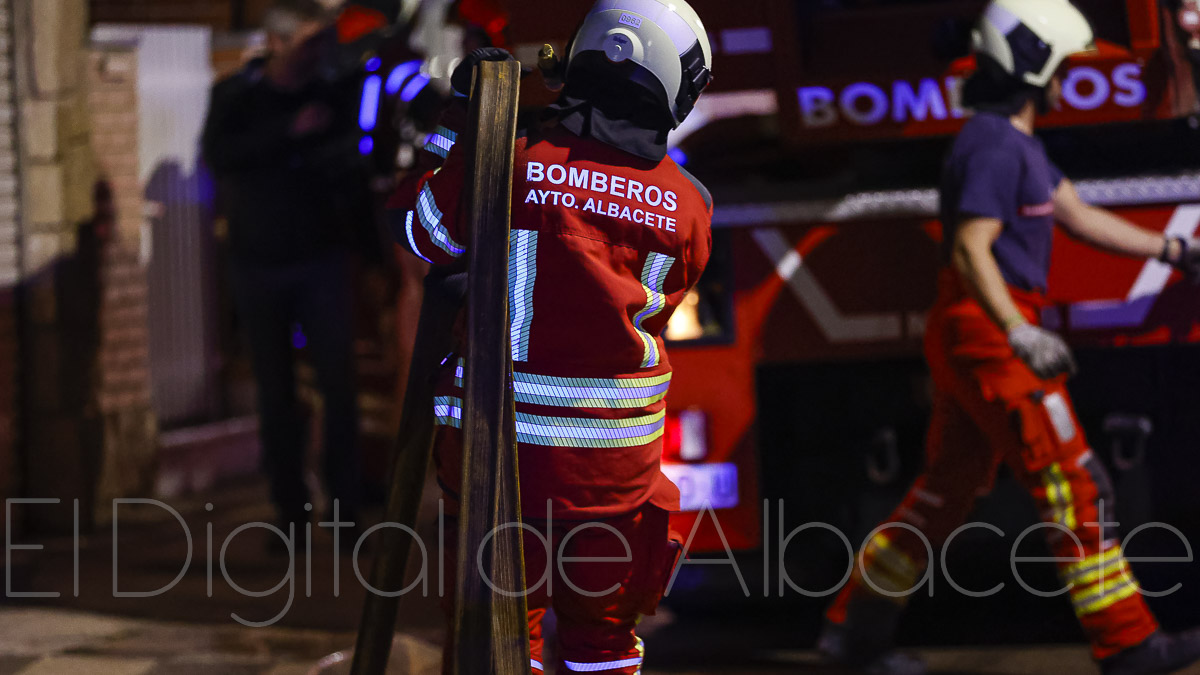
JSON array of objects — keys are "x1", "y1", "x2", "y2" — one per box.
[
  {"x1": 349, "y1": 271, "x2": 466, "y2": 675},
  {"x1": 453, "y1": 58, "x2": 530, "y2": 675}
]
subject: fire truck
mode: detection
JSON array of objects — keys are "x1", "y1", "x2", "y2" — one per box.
[
  {"x1": 354, "y1": 0, "x2": 1200, "y2": 587},
  {"x1": 493, "y1": 0, "x2": 1200, "y2": 560}
]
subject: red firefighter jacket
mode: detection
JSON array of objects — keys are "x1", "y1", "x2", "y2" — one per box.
[{"x1": 389, "y1": 111, "x2": 713, "y2": 518}]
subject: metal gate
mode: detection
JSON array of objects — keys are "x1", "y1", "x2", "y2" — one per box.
[{"x1": 92, "y1": 25, "x2": 220, "y2": 427}]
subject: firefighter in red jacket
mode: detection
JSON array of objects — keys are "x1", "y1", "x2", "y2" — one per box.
[
  {"x1": 389, "y1": 1, "x2": 714, "y2": 672},
  {"x1": 819, "y1": 2, "x2": 1200, "y2": 674}
]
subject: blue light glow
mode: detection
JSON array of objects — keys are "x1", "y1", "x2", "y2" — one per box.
[
  {"x1": 359, "y1": 75, "x2": 382, "y2": 131},
  {"x1": 366, "y1": 56, "x2": 381, "y2": 72},
  {"x1": 359, "y1": 136, "x2": 374, "y2": 155},
  {"x1": 668, "y1": 147, "x2": 689, "y2": 165},
  {"x1": 385, "y1": 60, "x2": 422, "y2": 95},
  {"x1": 292, "y1": 325, "x2": 307, "y2": 350},
  {"x1": 400, "y1": 74, "x2": 430, "y2": 103}
]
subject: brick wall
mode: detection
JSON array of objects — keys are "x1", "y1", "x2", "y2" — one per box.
[
  {"x1": 13, "y1": 0, "x2": 102, "y2": 534},
  {"x1": 88, "y1": 46, "x2": 156, "y2": 524},
  {"x1": 0, "y1": 0, "x2": 20, "y2": 539}
]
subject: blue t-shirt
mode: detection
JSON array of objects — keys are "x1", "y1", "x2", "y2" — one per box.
[{"x1": 940, "y1": 112, "x2": 1064, "y2": 293}]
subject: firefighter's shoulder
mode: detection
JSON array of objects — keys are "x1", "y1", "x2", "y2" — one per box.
[{"x1": 670, "y1": 161, "x2": 712, "y2": 213}]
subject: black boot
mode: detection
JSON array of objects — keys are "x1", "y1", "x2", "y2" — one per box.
[
  {"x1": 817, "y1": 595, "x2": 927, "y2": 675},
  {"x1": 1100, "y1": 629, "x2": 1200, "y2": 675}
]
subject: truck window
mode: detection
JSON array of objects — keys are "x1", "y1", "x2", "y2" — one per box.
[{"x1": 666, "y1": 230, "x2": 735, "y2": 345}]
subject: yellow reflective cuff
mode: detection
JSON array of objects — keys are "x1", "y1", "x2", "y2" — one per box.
[
  {"x1": 863, "y1": 532, "x2": 919, "y2": 587},
  {"x1": 1064, "y1": 546, "x2": 1123, "y2": 581},
  {"x1": 1071, "y1": 559, "x2": 1131, "y2": 589},
  {"x1": 861, "y1": 564, "x2": 918, "y2": 595},
  {"x1": 1073, "y1": 579, "x2": 1140, "y2": 617}
]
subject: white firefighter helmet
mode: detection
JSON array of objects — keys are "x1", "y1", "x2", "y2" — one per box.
[
  {"x1": 566, "y1": 0, "x2": 713, "y2": 127},
  {"x1": 972, "y1": 0, "x2": 1095, "y2": 88}
]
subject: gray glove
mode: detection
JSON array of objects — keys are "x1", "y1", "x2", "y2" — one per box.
[
  {"x1": 1008, "y1": 323, "x2": 1077, "y2": 380},
  {"x1": 1165, "y1": 237, "x2": 1200, "y2": 278}
]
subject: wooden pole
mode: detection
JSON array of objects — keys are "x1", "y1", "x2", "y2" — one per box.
[
  {"x1": 452, "y1": 59, "x2": 529, "y2": 675},
  {"x1": 349, "y1": 271, "x2": 465, "y2": 675}
]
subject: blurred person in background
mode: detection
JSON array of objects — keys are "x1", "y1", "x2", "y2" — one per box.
[
  {"x1": 819, "y1": 1, "x2": 1200, "y2": 674},
  {"x1": 202, "y1": 0, "x2": 367, "y2": 547},
  {"x1": 1176, "y1": 0, "x2": 1200, "y2": 105}
]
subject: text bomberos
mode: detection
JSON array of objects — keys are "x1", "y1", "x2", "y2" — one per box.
[{"x1": 524, "y1": 162, "x2": 679, "y2": 232}]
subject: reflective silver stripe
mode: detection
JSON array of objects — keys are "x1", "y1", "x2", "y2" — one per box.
[
  {"x1": 509, "y1": 229, "x2": 538, "y2": 362},
  {"x1": 563, "y1": 656, "x2": 643, "y2": 672},
  {"x1": 417, "y1": 184, "x2": 465, "y2": 258},
  {"x1": 531, "y1": 659, "x2": 544, "y2": 672},
  {"x1": 513, "y1": 371, "x2": 671, "y2": 409},
  {"x1": 913, "y1": 488, "x2": 944, "y2": 508},
  {"x1": 423, "y1": 134, "x2": 452, "y2": 158},
  {"x1": 453, "y1": 363, "x2": 671, "y2": 409},
  {"x1": 516, "y1": 410, "x2": 665, "y2": 448},
  {"x1": 434, "y1": 396, "x2": 462, "y2": 428},
  {"x1": 432, "y1": 397, "x2": 665, "y2": 448},
  {"x1": 634, "y1": 252, "x2": 675, "y2": 368},
  {"x1": 897, "y1": 507, "x2": 927, "y2": 529},
  {"x1": 404, "y1": 210, "x2": 433, "y2": 263},
  {"x1": 423, "y1": 126, "x2": 457, "y2": 158},
  {"x1": 712, "y1": 176, "x2": 1200, "y2": 228}
]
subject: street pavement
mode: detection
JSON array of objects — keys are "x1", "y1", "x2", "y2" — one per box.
[
  {"x1": 4, "y1": 605, "x2": 1196, "y2": 674},
  {"x1": 0, "y1": 607, "x2": 437, "y2": 674}
]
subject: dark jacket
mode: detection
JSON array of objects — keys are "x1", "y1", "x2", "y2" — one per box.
[{"x1": 202, "y1": 59, "x2": 368, "y2": 264}]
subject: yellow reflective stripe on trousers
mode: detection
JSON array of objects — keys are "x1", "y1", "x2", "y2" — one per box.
[
  {"x1": 1072, "y1": 576, "x2": 1141, "y2": 617},
  {"x1": 861, "y1": 533, "x2": 919, "y2": 594},
  {"x1": 1069, "y1": 555, "x2": 1131, "y2": 588},
  {"x1": 1042, "y1": 463, "x2": 1078, "y2": 531},
  {"x1": 1069, "y1": 556, "x2": 1136, "y2": 606},
  {"x1": 1063, "y1": 546, "x2": 1124, "y2": 585}
]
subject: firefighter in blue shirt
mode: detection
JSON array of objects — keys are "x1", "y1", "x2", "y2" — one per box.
[{"x1": 821, "y1": 2, "x2": 1200, "y2": 674}]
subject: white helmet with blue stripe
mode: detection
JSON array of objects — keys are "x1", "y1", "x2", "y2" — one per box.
[
  {"x1": 566, "y1": 0, "x2": 713, "y2": 127},
  {"x1": 973, "y1": 0, "x2": 1095, "y2": 88}
]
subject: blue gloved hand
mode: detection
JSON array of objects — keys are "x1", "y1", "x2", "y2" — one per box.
[{"x1": 451, "y1": 47, "x2": 515, "y2": 97}]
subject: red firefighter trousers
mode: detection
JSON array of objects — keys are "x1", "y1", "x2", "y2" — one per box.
[
  {"x1": 827, "y1": 271, "x2": 1159, "y2": 660},
  {"x1": 438, "y1": 453, "x2": 681, "y2": 674}
]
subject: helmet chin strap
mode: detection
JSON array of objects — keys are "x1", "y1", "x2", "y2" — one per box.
[{"x1": 1035, "y1": 87, "x2": 1053, "y2": 115}]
